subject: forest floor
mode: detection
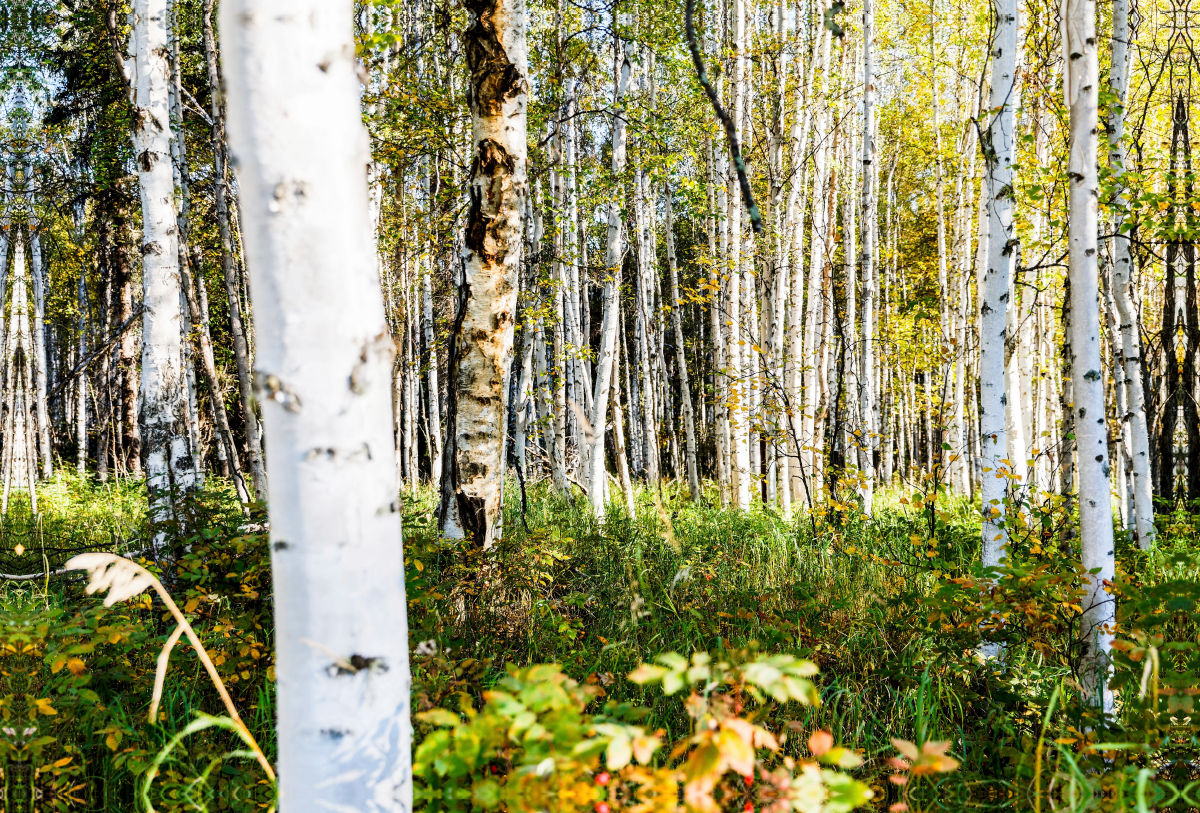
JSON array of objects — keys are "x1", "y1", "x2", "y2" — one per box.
[{"x1": 1, "y1": 474, "x2": 1193, "y2": 811}]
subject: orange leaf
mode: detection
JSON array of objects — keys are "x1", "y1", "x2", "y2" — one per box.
[{"x1": 808, "y1": 729, "x2": 833, "y2": 757}]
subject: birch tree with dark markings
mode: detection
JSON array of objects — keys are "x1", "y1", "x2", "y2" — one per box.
[
  {"x1": 221, "y1": 0, "x2": 413, "y2": 809},
  {"x1": 438, "y1": 0, "x2": 528, "y2": 548}
]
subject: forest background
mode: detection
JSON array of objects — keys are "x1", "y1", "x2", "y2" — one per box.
[{"x1": 0, "y1": 0, "x2": 1198, "y2": 809}]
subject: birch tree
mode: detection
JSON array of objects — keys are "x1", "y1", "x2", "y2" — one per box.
[
  {"x1": 1107, "y1": 0, "x2": 1154, "y2": 549},
  {"x1": 859, "y1": 0, "x2": 877, "y2": 513},
  {"x1": 585, "y1": 35, "x2": 631, "y2": 520},
  {"x1": 979, "y1": 0, "x2": 1017, "y2": 590},
  {"x1": 437, "y1": 0, "x2": 529, "y2": 547},
  {"x1": 130, "y1": 0, "x2": 198, "y2": 503},
  {"x1": 1063, "y1": 0, "x2": 1115, "y2": 709},
  {"x1": 220, "y1": 0, "x2": 413, "y2": 810},
  {"x1": 203, "y1": 0, "x2": 268, "y2": 501},
  {"x1": 29, "y1": 230, "x2": 51, "y2": 479},
  {"x1": 666, "y1": 186, "x2": 701, "y2": 502}
]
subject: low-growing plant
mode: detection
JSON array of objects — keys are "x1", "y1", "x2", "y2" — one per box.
[{"x1": 414, "y1": 649, "x2": 883, "y2": 813}]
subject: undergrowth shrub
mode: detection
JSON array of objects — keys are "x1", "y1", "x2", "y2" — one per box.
[{"x1": 413, "y1": 651, "x2": 893, "y2": 813}]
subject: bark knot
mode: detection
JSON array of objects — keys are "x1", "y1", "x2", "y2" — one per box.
[
  {"x1": 465, "y1": 139, "x2": 518, "y2": 265},
  {"x1": 464, "y1": 0, "x2": 528, "y2": 117}
]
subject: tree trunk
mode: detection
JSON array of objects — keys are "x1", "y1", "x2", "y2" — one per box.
[
  {"x1": 436, "y1": 0, "x2": 528, "y2": 547},
  {"x1": 612, "y1": 334, "x2": 637, "y2": 518},
  {"x1": 422, "y1": 233, "x2": 444, "y2": 487},
  {"x1": 1064, "y1": 0, "x2": 1115, "y2": 710},
  {"x1": 723, "y1": 0, "x2": 749, "y2": 510},
  {"x1": 666, "y1": 187, "x2": 700, "y2": 501},
  {"x1": 859, "y1": 0, "x2": 876, "y2": 514},
  {"x1": 1107, "y1": 0, "x2": 1155, "y2": 548},
  {"x1": 77, "y1": 265, "x2": 89, "y2": 474},
  {"x1": 220, "y1": 1, "x2": 412, "y2": 810},
  {"x1": 585, "y1": 35, "x2": 631, "y2": 520},
  {"x1": 180, "y1": 252, "x2": 252, "y2": 503},
  {"x1": 29, "y1": 232, "x2": 52, "y2": 480},
  {"x1": 132, "y1": 0, "x2": 197, "y2": 509},
  {"x1": 96, "y1": 190, "x2": 143, "y2": 477},
  {"x1": 802, "y1": 28, "x2": 832, "y2": 507},
  {"x1": 203, "y1": 0, "x2": 268, "y2": 501},
  {"x1": 707, "y1": 138, "x2": 730, "y2": 504},
  {"x1": 980, "y1": 0, "x2": 1017, "y2": 601}
]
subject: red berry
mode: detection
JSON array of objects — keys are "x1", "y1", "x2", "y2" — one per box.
[
  {"x1": 595, "y1": 772, "x2": 611, "y2": 786},
  {"x1": 744, "y1": 803, "x2": 754, "y2": 813},
  {"x1": 744, "y1": 774, "x2": 753, "y2": 786},
  {"x1": 596, "y1": 804, "x2": 611, "y2": 813}
]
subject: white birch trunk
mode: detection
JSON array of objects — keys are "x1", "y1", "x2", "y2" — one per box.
[
  {"x1": 1107, "y1": 0, "x2": 1154, "y2": 548},
  {"x1": 708, "y1": 139, "x2": 730, "y2": 505},
  {"x1": 586, "y1": 36, "x2": 631, "y2": 520},
  {"x1": 78, "y1": 266, "x2": 89, "y2": 474},
  {"x1": 727, "y1": 0, "x2": 750, "y2": 510},
  {"x1": 1064, "y1": 0, "x2": 1115, "y2": 709},
  {"x1": 421, "y1": 261, "x2": 443, "y2": 485},
  {"x1": 980, "y1": 0, "x2": 1018, "y2": 590},
  {"x1": 134, "y1": 0, "x2": 197, "y2": 502},
  {"x1": 859, "y1": 0, "x2": 877, "y2": 514},
  {"x1": 666, "y1": 188, "x2": 700, "y2": 502},
  {"x1": 29, "y1": 232, "x2": 51, "y2": 479},
  {"x1": 220, "y1": 0, "x2": 413, "y2": 810},
  {"x1": 802, "y1": 31, "x2": 832, "y2": 507}
]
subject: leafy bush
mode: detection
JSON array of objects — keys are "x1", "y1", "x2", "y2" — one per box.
[{"x1": 414, "y1": 650, "x2": 882, "y2": 813}]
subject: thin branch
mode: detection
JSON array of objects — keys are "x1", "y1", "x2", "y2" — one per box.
[{"x1": 684, "y1": 0, "x2": 762, "y2": 233}]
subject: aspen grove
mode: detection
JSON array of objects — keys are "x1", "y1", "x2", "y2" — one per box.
[{"x1": 1, "y1": 0, "x2": 1200, "y2": 809}]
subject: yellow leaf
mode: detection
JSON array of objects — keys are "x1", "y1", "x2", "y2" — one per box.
[
  {"x1": 891, "y1": 738, "x2": 920, "y2": 761},
  {"x1": 35, "y1": 698, "x2": 58, "y2": 716},
  {"x1": 414, "y1": 560, "x2": 424, "y2": 572},
  {"x1": 632, "y1": 734, "x2": 661, "y2": 765},
  {"x1": 716, "y1": 728, "x2": 754, "y2": 777},
  {"x1": 67, "y1": 658, "x2": 86, "y2": 676}
]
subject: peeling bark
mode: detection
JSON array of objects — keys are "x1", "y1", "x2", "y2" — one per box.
[{"x1": 438, "y1": 0, "x2": 528, "y2": 548}]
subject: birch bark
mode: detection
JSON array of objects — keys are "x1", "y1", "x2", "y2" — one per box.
[
  {"x1": 707, "y1": 139, "x2": 730, "y2": 504},
  {"x1": 666, "y1": 188, "x2": 701, "y2": 501},
  {"x1": 585, "y1": 36, "x2": 631, "y2": 520},
  {"x1": 133, "y1": 0, "x2": 197, "y2": 503},
  {"x1": 30, "y1": 232, "x2": 51, "y2": 479},
  {"x1": 802, "y1": 28, "x2": 832, "y2": 506},
  {"x1": 859, "y1": 0, "x2": 877, "y2": 514},
  {"x1": 1064, "y1": 0, "x2": 1115, "y2": 709},
  {"x1": 727, "y1": 0, "x2": 750, "y2": 510},
  {"x1": 980, "y1": 0, "x2": 1018, "y2": 587},
  {"x1": 422, "y1": 260, "x2": 443, "y2": 485},
  {"x1": 437, "y1": 0, "x2": 528, "y2": 546},
  {"x1": 203, "y1": 0, "x2": 268, "y2": 501},
  {"x1": 1107, "y1": 0, "x2": 1154, "y2": 548},
  {"x1": 220, "y1": 1, "x2": 413, "y2": 810},
  {"x1": 78, "y1": 265, "x2": 89, "y2": 474}
]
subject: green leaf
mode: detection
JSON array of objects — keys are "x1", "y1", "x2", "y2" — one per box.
[{"x1": 416, "y1": 708, "x2": 461, "y2": 728}]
